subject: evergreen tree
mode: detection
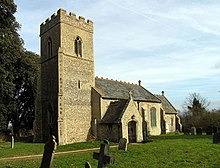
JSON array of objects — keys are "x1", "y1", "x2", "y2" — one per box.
[
  {"x1": 13, "y1": 51, "x2": 39, "y2": 132},
  {"x1": 0, "y1": 0, "x2": 39, "y2": 132}
]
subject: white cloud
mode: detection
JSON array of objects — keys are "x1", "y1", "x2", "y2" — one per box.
[{"x1": 14, "y1": 0, "x2": 220, "y2": 111}]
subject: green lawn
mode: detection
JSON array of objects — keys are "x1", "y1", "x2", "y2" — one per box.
[{"x1": 1, "y1": 134, "x2": 220, "y2": 168}]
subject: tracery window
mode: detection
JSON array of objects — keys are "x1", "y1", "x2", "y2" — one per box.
[
  {"x1": 74, "y1": 36, "x2": 82, "y2": 57},
  {"x1": 150, "y1": 107, "x2": 157, "y2": 127}
]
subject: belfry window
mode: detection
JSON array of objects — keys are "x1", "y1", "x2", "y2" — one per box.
[
  {"x1": 150, "y1": 107, "x2": 157, "y2": 127},
  {"x1": 74, "y1": 36, "x2": 82, "y2": 57},
  {"x1": 47, "y1": 37, "x2": 52, "y2": 57},
  {"x1": 78, "y1": 80, "x2": 81, "y2": 89}
]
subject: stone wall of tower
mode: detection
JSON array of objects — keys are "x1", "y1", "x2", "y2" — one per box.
[
  {"x1": 38, "y1": 10, "x2": 61, "y2": 142},
  {"x1": 35, "y1": 8, "x2": 94, "y2": 145},
  {"x1": 59, "y1": 9, "x2": 94, "y2": 144}
]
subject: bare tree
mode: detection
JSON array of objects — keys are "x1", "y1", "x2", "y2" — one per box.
[
  {"x1": 181, "y1": 92, "x2": 210, "y2": 128},
  {"x1": 183, "y1": 92, "x2": 210, "y2": 113}
]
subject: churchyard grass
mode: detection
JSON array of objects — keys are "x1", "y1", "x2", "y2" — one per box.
[
  {"x1": 0, "y1": 140, "x2": 104, "y2": 158},
  {"x1": 1, "y1": 134, "x2": 220, "y2": 167}
]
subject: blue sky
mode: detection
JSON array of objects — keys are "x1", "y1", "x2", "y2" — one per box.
[{"x1": 14, "y1": 0, "x2": 220, "y2": 111}]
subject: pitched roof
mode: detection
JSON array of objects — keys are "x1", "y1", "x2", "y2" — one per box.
[
  {"x1": 155, "y1": 94, "x2": 177, "y2": 114},
  {"x1": 101, "y1": 99, "x2": 129, "y2": 124},
  {"x1": 95, "y1": 77, "x2": 161, "y2": 103}
]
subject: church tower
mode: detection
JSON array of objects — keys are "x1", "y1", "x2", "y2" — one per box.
[{"x1": 34, "y1": 9, "x2": 94, "y2": 145}]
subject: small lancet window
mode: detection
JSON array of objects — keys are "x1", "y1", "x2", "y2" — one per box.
[
  {"x1": 47, "y1": 37, "x2": 52, "y2": 57},
  {"x1": 78, "y1": 80, "x2": 81, "y2": 89},
  {"x1": 74, "y1": 36, "x2": 82, "y2": 57}
]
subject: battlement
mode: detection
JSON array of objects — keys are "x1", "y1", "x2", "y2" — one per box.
[{"x1": 40, "y1": 8, "x2": 93, "y2": 35}]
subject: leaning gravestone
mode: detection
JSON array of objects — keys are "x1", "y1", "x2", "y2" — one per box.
[
  {"x1": 213, "y1": 132, "x2": 220, "y2": 144},
  {"x1": 118, "y1": 138, "x2": 127, "y2": 151},
  {"x1": 85, "y1": 161, "x2": 92, "y2": 168},
  {"x1": 93, "y1": 140, "x2": 114, "y2": 168},
  {"x1": 191, "y1": 127, "x2": 196, "y2": 135},
  {"x1": 196, "y1": 127, "x2": 203, "y2": 135},
  {"x1": 40, "y1": 135, "x2": 57, "y2": 168}
]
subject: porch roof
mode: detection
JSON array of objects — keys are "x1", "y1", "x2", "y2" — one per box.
[{"x1": 101, "y1": 99, "x2": 129, "y2": 124}]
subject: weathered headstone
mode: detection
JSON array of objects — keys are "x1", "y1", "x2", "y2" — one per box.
[
  {"x1": 213, "y1": 126, "x2": 218, "y2": 134},
  {"x1": 213, "y1": 132, "x2": 220, "y2": 144},
  {"x1": 8, "y1": 121, "x2": 14, "y2": 148},
  {"x1": 40, "y1": 135, "x2": 57, "y2": 168},
  {"x1": 191, "y1": 127, "x2": 196, "y2": 135},
  {"x1": 11, "y1": 133, "x2": 14, "y2": 148},
  {"x1": 175, "y1": 130, "x2": 180, "y2": 135},
  {"x1": 93, "y1": 140, "x2": 114, "y2": 168},
  {"x1": 118, "y1": 138, "x2": 127, "y2": 151},
  {"x1": 206, "y1": 126, "x2": 213, "y2": 135},
  {"x1": 196, "y1": 127, "x2": 202, "y2": 135},
  {"x1": 184, "y1": 128, "x2": 190, "y2": 135}
]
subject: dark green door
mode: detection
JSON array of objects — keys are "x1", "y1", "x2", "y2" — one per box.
[{"x1": 128, "y1": 121, "x2": 137, "y2": 143}]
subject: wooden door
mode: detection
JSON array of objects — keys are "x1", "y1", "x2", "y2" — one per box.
[{"x1": 128, "y1": 121, "x2": 137, "y2": 143}]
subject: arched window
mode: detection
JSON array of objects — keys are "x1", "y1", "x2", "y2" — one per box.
[
  {"x1": 150, "y1": 107, "x2": 157, "y2": 127},
  {"x1": 47, "y1": 37, "x2": 52, "y2": 57},
  {"x1": 74, "y1": 36, "x2": 82, "y2": 57}
]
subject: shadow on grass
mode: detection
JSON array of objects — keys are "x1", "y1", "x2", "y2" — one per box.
[{"x1": 150, "y1": 134, "x2": 213, "y2": 140}]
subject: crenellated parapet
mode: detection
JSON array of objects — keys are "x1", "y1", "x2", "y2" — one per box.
[{"x1": 40, "y1": 8, "x2": 93, "y2": 36}]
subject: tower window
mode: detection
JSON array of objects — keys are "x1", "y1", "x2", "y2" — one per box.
[
  {"x1": 47, "y1": 37, "x2": 52, "y2": 57},
  {"x1": 74, "y1": 36, "x2": 82, "y2": 57},
  {"x1": 150, "y1": 107, "x2": 157, "y2": 127},
  {"x1": 78, "y1": 80, "x2": 81, "y2": 89}
]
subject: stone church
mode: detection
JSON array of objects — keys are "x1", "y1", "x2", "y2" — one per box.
[{"x1": 33, "y1": 9, "x2": 181, "y2": 145}]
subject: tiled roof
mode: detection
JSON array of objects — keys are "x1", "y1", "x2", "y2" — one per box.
[
  {"x1": 101, "y1": 100, "x2": 129, "y2": 124},
  {"x1": 155, "y1": 94, "x2": 177, "y2": 114},
  {"x1": 95, "y1": 77, "x2": 161, "y2": 103}
]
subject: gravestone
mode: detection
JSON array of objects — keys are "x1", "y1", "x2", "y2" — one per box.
[
  {"x1": 196, "y1": 127, "x2": 202, "y2": 135},
  {"x1": 8, "y1": 121, "x2": 14, "y2": 148},
  {"x1": 206, "y1": 126, "x2": 213, "y2": 135},
  {"x1": 40, "y1": 135, "x2": 57, "y2": 168},
  {"x1": 213, "y1": 126, "x2": 218, "y2": 134},
  {"x1": 11, "y1": 133, "x2": 14, "y2": 148},
  {"x1": 175, "y1": 130, "x2": 180, "y2": 135},
  {"x1": 184, "y1": 128, "x2": 190, "y2": 135},
  {"x1": 191, "y1": 127, "x2": 196, "y2": 135},
  {"x1": 93, "y1": 140, "x2": 114, "y2": 168},
  {"x1": 85, "y1": 161, "x2": 92, "y2": 168},
  {"x1": 118, "y1": 138, "x2": 127, "y2": 151},
  {"x1": 213, "y1": 132, "x2": 220, "y2": 144}
]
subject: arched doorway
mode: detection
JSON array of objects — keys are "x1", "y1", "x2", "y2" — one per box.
[{"x1": 128, "y1": 121, "x2": 137, "y2": 143}]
